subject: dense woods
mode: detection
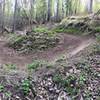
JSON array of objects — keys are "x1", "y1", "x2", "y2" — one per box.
[{"x1": 0, "y1": 0, "x2": 100, "y2": 32}]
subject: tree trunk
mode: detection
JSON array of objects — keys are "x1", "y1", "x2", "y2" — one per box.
[
  {"x1": 89, "y1": 0, "x2": 93, "y2": 14},
  {"x1": 47, "y1": 0, "x2": 51, "y2": 21},
  {"x1": 86, "y1": 0, "x2": 93, "y2": 14},
  {"x1": 30, "y1": 0, "x2": 35, "y2": 30},
  {"x1": 12, "y1": 0, "x2": 18, "y2": 32},
  {"x1": 56, "y1": 0, "x2": 60, "y2": 22},
  {"x1": 0, "y1": 0, "x2": 5, "y2": 33},
  {"x1": 62, "y1": 0, "x2": 65, "y2": 18}
]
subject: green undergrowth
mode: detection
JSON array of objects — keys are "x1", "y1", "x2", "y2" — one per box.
[
  {"x1": 53, "y1": 25, "x2": 100, "y2": 35},
  {"x1": 32, "y1": 26, "x2": 56, "y2": 36},
  {"x1": 8, "y1": 34, "x2": 27, "y2": 50},
  {"x1": 53, "y1": 27, "x2": 80, "y2": 34},
  {"x1": 0, "y1": 84, "x2": 12, "y2": 98},
  {"x1": 0, "y1": 79, "x2": 33, "y2": 97},
  {"x1": 27, "y1": 60, "x2": 53, "y2": 76},
  {"x1": 53, "y1": 60, "x2": 100, "y2": 99},
  {"x1": 96, "y1": 34, "x2": 100, "y2": 42},
  {"x1": 8, "y1": 31, "x2": 59, "y2": 53},
  {"x1": 32, "y1": 26, "x2": 80, "y2": 35},
  {"x1": 27, "y1": 60, "x2": 41, "y2": 73},
  {"x1": 53, "y1": 73, "x2": 87, "y2": 98},
  {"x1": 21, "y1": 79, "x2": 31, "y2": 95},
  {"x1": 94, "y1": 27, "x2": 100, "y2": 33},
  {"x1": 93, "y1": 43, "x2": 100, "y2": 54},
  {"x1": 55, "y1": 14, "x2": 100, "y2": 35},
  {"x1": 4, "y1": 64, "x2": 17, "y2": 70},
  {"x1": 94, "y1": 34, "x2": 100, "y2": 53}
]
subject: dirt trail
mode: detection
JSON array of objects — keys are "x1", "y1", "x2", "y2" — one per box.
[
  {"x1": 67, "y1": 38, "x2": 94, "y2": 58},
  {"x1": 0, "y1": 34, "x2": 94, "y2": 70}
]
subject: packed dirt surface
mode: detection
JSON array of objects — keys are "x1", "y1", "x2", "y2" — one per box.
[{"x1": 0, "y1": 33, "x2": 94, "y2": 70}]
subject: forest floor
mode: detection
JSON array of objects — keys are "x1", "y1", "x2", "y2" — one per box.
[
  {"x1": 0, "y1": 33, "x2": 94, "y2": 71},
  {"x1": 0, "y1": 32, "x2": 99, "y2": 100}
]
